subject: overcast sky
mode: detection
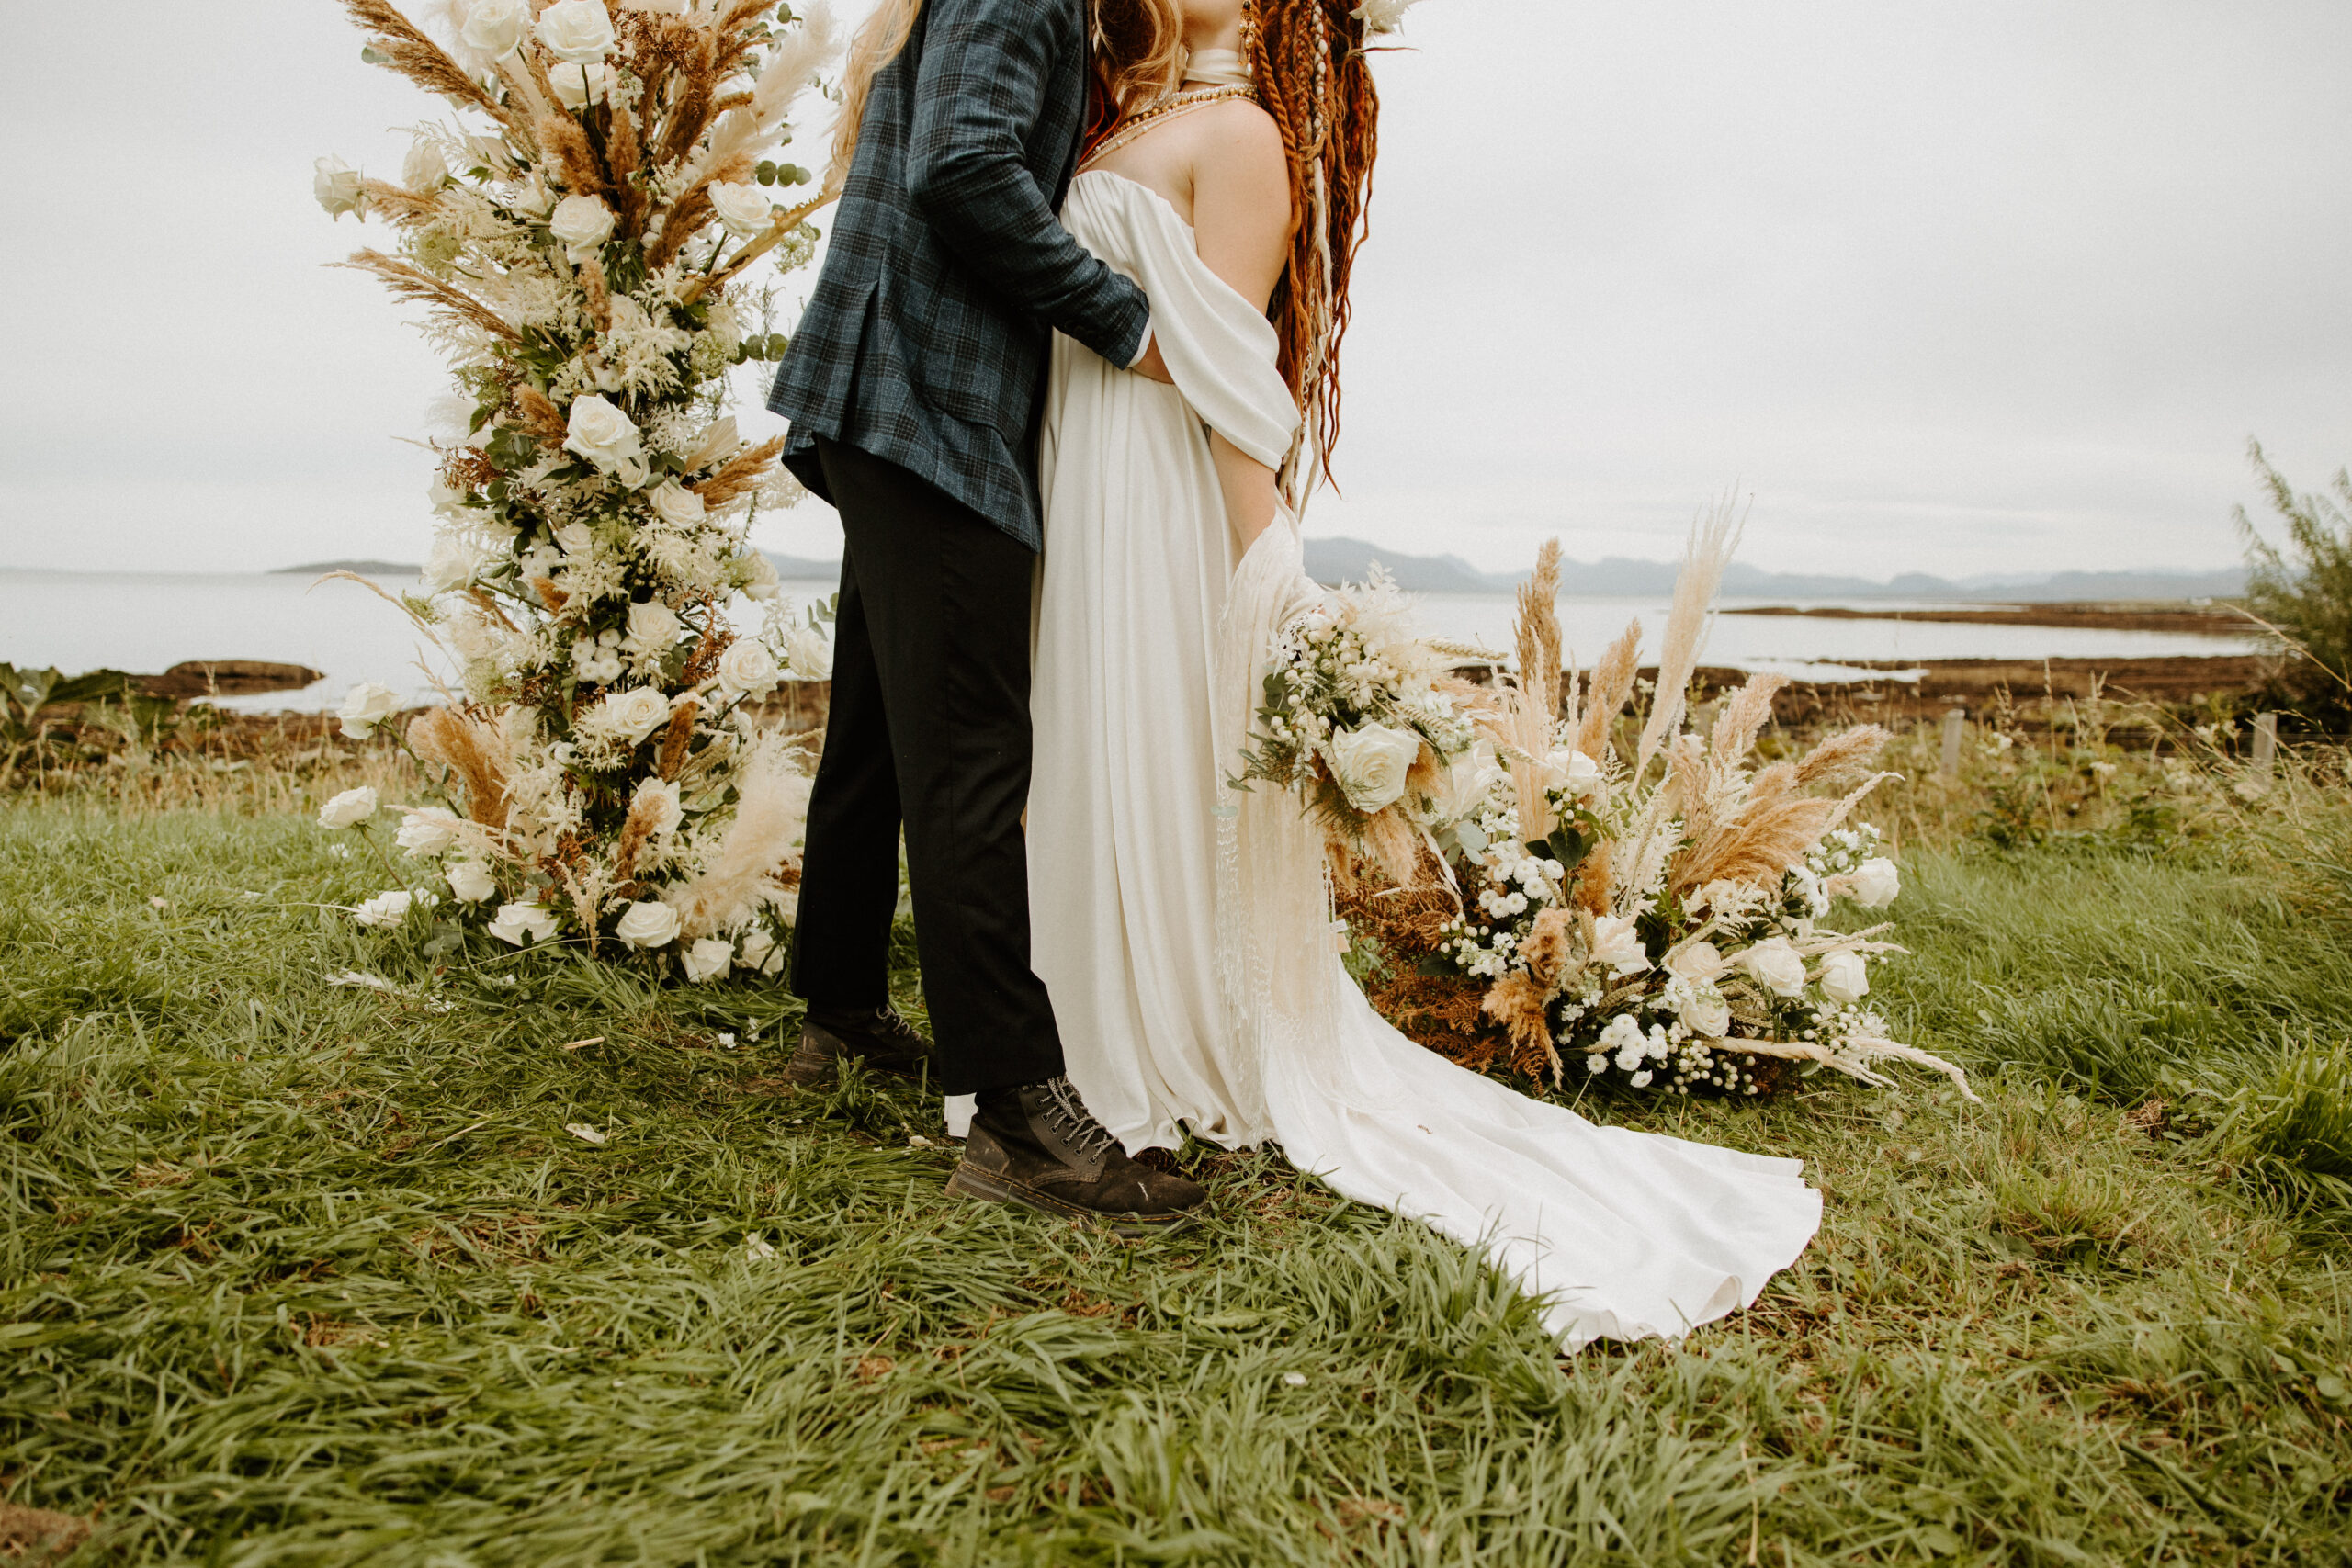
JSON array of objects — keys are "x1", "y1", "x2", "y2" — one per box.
[{"x1": 2, "y1": 1, "x2": 2346, "y2": 580}]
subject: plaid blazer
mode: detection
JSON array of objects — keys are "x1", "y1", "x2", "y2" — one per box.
[{"x1": 767, "y1": 0, "x2": 1150, "y2": 550}]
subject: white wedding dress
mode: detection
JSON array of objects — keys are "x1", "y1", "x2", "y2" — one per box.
[{"x1": 947, "y1": 167, "x2": 1822, "y2": 1349}]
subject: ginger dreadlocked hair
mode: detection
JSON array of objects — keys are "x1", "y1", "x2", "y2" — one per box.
[{"x1": 1248, "y1": 0, "x2": 1378, "y2": 495}]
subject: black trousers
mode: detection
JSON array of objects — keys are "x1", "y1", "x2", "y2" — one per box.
[{"x1": 789, "y1": 435, "x2": 1066, "y2": 1095}]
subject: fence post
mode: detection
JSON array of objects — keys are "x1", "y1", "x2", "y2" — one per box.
[
  {"x1": 1939, "y1": 708, "x2": 1965, "y2": 779},
  {"x1": 2253, "y1": 712, "x2": 2278, "y2": 775}
]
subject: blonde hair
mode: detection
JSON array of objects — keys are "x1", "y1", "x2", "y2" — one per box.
[
  {"x1": 825, "y1": 0, "x2": 926, "y2": 198},
  {"x1": 1083, "y1": 0, "x2": 1188, "y2": 148}
]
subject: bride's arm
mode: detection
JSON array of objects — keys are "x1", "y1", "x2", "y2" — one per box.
[{"x1": 1189, "y1": 107, "x2": 1296, "y2": 548}]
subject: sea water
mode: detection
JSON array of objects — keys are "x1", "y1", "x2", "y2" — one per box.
[{"x1": 0, "y1": 569, "x2": 2265, "y2": 713}]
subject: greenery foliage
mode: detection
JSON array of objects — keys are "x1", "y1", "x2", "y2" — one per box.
[
  {"x1": 6, "y1": 791, "x2": 2352, "y2": 1562},
  {"x1": 2236, "y1": 438, "x2": 2352, "y2": 725}
]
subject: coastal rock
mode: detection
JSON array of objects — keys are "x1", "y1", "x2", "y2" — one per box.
[{"x1": 138, "y1": 660, "x2": 324, "y2": 698}]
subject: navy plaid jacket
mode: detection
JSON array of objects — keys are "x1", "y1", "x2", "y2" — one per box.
[{"x1": 767, "y1": 0, "x2": 1151, "y2": 550}]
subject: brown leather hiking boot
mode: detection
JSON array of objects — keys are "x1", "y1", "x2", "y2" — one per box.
[
  {"x1": 946, "y1": 1076, "x2": 1207, "y2": 1236},
  {"x1": 785, "y1": 1005, "x2": 933, "y2": 1089}
]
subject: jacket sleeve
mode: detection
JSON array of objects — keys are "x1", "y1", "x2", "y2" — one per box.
[{"x1": 905, "y1": 0, "x2": 1151, "y2": 367}]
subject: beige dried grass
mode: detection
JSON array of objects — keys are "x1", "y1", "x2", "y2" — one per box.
[
  {"x1": 1575, "y1": 623, "x2": 1642, "y2": 762},
  {"x1": 408, "y1": 708, "x2": 511, "y2": 833},
  {"x1": 1481, "y1": 972, "x2": 1556, "y2": 1075},
  {"x1": 1512, "y1": 540, "x2": 1564, "y2": 721},
  {"x1": 576, "y1": 259, "x2": 614, "y2": 331},
  {"x1": 1518, "y1": 905, "x2": 1576, "y2": 989},
  {"x1": 1571, "y1": 841, "x2": 1612, "y2": 916},
  {"x1": 688, "y1": 435, "x2": 786, "y2": 509},
  {"x1": 537, "y1": 111, "x2": 606, "y2": 197},
  {"x1": 662, "y1": 735, "x2": 811, "y2": 939},
  {"x1": 1359, "y1": 807, "x2": 1423, "y2": 891},
  {"x1": 341, "y1": 0, "x2": 512, "y2": 128},
  {"x1": 1792, "y1": 725, "x2": 1890, "y2": 786},
  {"x1": 513, "y1": 386, "x2": 571, "y2": 446},
  {"x1": 358, "y1": 179, "x2": 444, "y2": 225},
  {"x1": 655, "y1": 699, "x2": 699, "y2": 781},
  {"x1": 336, "y1": 251, "x2": 517, "y2": 343},
  {"x1": 1633, "y1": 499, "x2": 1745, "y2": 781}
]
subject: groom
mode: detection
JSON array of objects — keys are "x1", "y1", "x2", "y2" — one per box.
[{"x1": 767, "y1": 0, "x2": 1205, "y2": 1230}]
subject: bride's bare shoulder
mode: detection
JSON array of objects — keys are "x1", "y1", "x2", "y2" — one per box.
[
  {"x1": 1185, "y1": 96, "x2": 1285, "y2": 173},
  {"x1": 1186, "y1": 98, "x2": 1291, "y2": 222}
]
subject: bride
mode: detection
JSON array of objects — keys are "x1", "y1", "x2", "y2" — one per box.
[{"x1": 955, "y1": 0, "x2": 1823, "y2": 1348}]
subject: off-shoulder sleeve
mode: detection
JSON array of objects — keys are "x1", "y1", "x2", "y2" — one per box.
[{"x1": 1074, "y1": 175, "x2": 1301, "y2": 471}]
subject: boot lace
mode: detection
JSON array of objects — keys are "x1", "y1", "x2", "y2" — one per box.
[{"x1": 1040, "y1": 1076, "x2": 1119, "y2": 1163}]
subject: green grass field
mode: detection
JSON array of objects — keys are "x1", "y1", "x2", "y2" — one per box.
[{"x1": 6, "y1": 799, "x2": 2352, "y2": 1564}]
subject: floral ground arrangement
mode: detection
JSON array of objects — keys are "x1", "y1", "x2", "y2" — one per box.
[
  {"x1": 1239, "y1": 517, "x2": 1972, "y2": 1108},
  {"x1": 6, "y1": 791, "x2": 2352, "y2": 1562},
  {"x1": 310, "y1": 0, "x2": 845, "y2": 984}
]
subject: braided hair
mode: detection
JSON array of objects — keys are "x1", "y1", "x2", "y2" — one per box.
[{"x1": 1249, "y1": 0, "x2": 1379, "y2": 492}]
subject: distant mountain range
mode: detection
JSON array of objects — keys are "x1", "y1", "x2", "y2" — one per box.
[
  {"x1": 275, "y1": 545, "x2": 2245, "y2": 604},
  {"x1": 1300, "y1": 536, "x2": 2246, "y2": 603}
]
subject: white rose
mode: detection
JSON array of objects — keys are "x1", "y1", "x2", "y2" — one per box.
[
  {"x1": 554, "y1": 522, "x2": 595, "y2": 556},
  {"x1": 1589, "y1": 914, "x2": 1652, "y2": 976},
  {"x1": 681, "y1": 936, "x2": 733, "y2": 982},
  {"x1": 1817, "y1": 950, "x2": 1870, "y2": 1006},
  {"x1": 630, "y1": 777, "x2": 683, "y2": 837},
  {"x1": 319, "y1": 785, "x2": 379, "y2": 829},
  {"x1": 561, "y1": 393, "x2": 647, "y2": 484},
  {"x1": 647, "y1": 482, "x2": 705, "y2": 528},
  {"x1": 615, "y1": 898, "x2": 681, "y2": 950},
  {"x1": 401, "y1": 138, "x2": 447, "y2": 191},
  {"x1": 1430, "y1": 739, "x2": 1500, "y2": 825},
  {"x1": 738, "y1": 927, "x2": 781, "y2": 976},
  {"x1": 350, "y1": 890, "x2": 413, "y2": 928},
  {"x1": 338, "y1": 682, "x2": 400, "y2": 739},
  {"x1": 1663, "y1": 939, "x2": 1726, "y2": 984},
  {"x1": 488, "y1": 901, "x2": 558, "y2": 946},
  {"x1": 422, "y1": 533, "x2": 486, "y2": 592},
  {"x1": 625, "y1": 598, "x2": 683, "y2": 653},
  {"x1": 548, "y1": 192, "x2": 616, "y2": 262},
  {"x1": 708, "y1": 181, "x2": 774, "y2": 237},
  {"x1": 1679, "y1": 986, "x2": 1732, "y2": 1038},
  {"x1": 1849, "y1": 856, "x2": 1901, "y2": 909},
  {"x1": 1547, "y1": 747, "x2": 1607, "y2": 804},
  {"x1": 446, "y1": 860, "x2": 499, "y2": 903},
  {"x1": 396, "y1": 807, "x2": 463, "y2": 856},
  {"x1": 786, "y1": 623, "x2": 833, "y2": 680},
  {"x1": 536, "y1": 0, "x2": 616, "y2": 62},
  {"x1": 1326, "y1": 722, "x2": 1420, "y2": 814},
  {"x1": 459, "y1": 0, "x2": 528, "y2": 56},
  {"x1": 548, "y1": 61, "x2": 615, "y2": 109},
  {"x1": 313, "y1": 156, "x2": 365, "y2": 219},
  {"x1": 596, "y1": 687, "x2": 672, "y2": 745},
  {"x1": 1353, "y1": 0, "x2": 1414, "y2": 36},
  {"x1": 716, "y1": 638, "x2": 781, "y2": 699},
  {"x1": 1737, "y1": 936, "x2": 1808, "y2": 998},
  {"x1": 741, "y1": 551, "x2": 782, "y2": 602}
]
